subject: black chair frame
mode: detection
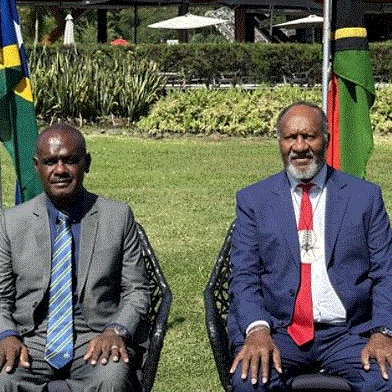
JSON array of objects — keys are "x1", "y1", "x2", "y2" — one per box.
[
  {"x1": 137, "y1": 222, "x2": 172, "y2": 392},
  {"x1": 204, "y1": 221, "x2": 351, "y2": 392},
  {"x1": 48, "y1": 222, "x2": 172, "y2": 392}
]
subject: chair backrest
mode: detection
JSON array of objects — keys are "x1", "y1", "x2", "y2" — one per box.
[
  {"x1": 204, "y1": 221, "x2": 235, "y2": 392},
  {"x1": 204, "y1": 221, "x2": 351, "y2": 392},
  {"x1": 137, "y1": 222, "x2": 172, "y2": 392}
]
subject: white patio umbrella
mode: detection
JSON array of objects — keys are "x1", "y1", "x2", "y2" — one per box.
[
  {"x1": 274, "y1": 14, "x2": 323, "y2": 29},
  {"x1": 63, "y1": 14, "x2": 75, "y2": 46},
  {"x1": 274, "y1": 14, "x2": 323, "y2": 44},
  {"x1": 148, "y1": 13, "x2": 228, "y2": 30}
]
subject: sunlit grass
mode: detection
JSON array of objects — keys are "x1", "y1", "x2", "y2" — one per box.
[{"x1": 1, "y1": 134, "x2": 391, "y2": 391}]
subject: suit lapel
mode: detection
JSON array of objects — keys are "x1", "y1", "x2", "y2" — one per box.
[
  {"x1": 270, "y1": 168, "x2": 350, "y2": 266},
  {"x1": 78, "y1": 193, "x2": 99, "y2": 297},
  {"x1": 32, "y1": 194, "x2": 52, "y2": 288},
  {"x1": 325, "y1": 168, "x2": 350, "y2": 265},
  {"x1": 271, "y1": 172, "x2": 300, "y2": 263}
]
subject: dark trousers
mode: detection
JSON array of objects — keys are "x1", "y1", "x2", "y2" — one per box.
[
  {"x1": 0, "y1": 316, "x2": 142, "y2": 392},
  {"x1": 232, "y1": 325, "x2": 392, "y2": 392}
]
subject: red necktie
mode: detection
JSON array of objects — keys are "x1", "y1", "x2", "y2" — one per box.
[{"x1": 287, "y1": 183, "x2": 314, "y2": 346}]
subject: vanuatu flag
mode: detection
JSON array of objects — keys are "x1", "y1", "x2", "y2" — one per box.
[
  {"x1": 326, "y1": 0, "x2": 375, "y2": 178},
  {"x1": 0, "y1": 0, "x2": 42, "y2": 203}
]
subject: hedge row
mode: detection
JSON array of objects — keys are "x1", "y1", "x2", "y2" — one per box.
[
  {"x1": 27, "y1": 41, "x2": 392, "y2": 86},
  {"x1": 24, "y1": 45, "x2": 392, "y2": 130},
  {"x1": 136, "y1": 85, "x2": 392, "y2": 137}
]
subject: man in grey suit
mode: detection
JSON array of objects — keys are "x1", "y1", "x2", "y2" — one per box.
[{"x1": 0, "y1": 124, "x2": 150, "y2": 391}]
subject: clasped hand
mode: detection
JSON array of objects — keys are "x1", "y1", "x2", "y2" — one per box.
[{"x1": 0, "y1": 329, "x2": 129, "y2": 373}]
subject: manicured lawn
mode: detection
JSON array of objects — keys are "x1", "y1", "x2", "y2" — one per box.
[{"x1": 1, "y1": 135, "x2": 391, "y2": 391}]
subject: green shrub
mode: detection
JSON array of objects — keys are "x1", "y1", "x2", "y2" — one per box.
[
  {"x1": 29, "y1": 46, "x2": 164, "y2": 122},
  {"x1": 372, "y1": 86, "x2": 392, "y2": 134},
  {"x1": 137, "y1": 85, "x2": 392, "y2": 137},
  {"x1": 25, "y1": 43, "x2": 391, "y2": 127},
  {"x1": 27, "y1": 41, "x2": 392, "y2": 87},
  {"x1": 132, "y1": 41, "x2": 392, "y2": 84}
]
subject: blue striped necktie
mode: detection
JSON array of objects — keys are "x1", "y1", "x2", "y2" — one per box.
[{"x1": 45, "y1": 211, "x2": 74, "y2": 369}]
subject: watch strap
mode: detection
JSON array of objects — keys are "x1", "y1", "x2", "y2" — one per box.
[{"x1": 371, "y1": 327, "x2": 392, "y2": 338}]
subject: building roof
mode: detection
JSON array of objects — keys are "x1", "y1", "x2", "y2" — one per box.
[{"x1": 16, "y1": 0, "x2": 392, "y2": 12}]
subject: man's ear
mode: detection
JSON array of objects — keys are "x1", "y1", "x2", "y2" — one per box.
[
  {"x1": 325, "y1": 133, "x2": 331, "y2": 148},
  {"x1": 84, "y1": 153, "x2": 91, "y2": 173}
]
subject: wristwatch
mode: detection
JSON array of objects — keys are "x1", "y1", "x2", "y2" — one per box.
[
  {"x1": 107, "y1": 325, "x2": 128, "y2": 337},
  {"x1": 371, "y1": 327, "x2": 392, "y2": 338}
]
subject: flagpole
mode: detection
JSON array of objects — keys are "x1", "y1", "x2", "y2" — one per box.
[
  {"x1": 322, "y1": 0, "x2": 332, "y2": 113},
  {"x1": 0, "y1": 150, "x2": 2, "y2": 208}
]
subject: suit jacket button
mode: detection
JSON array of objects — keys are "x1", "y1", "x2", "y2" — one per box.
[{"x1": 289, "y1": 289, "x2": 296, "y2": 296}]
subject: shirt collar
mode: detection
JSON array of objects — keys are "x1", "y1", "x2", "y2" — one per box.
[{"x1": 286, "y1": 163, "x2": 327, "y2": 192}]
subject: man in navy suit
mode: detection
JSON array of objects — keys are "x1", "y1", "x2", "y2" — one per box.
[{"x1": 228, "y1": 102, "x2": 392, "y2": 391}]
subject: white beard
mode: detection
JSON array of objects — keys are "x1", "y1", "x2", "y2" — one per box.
[{"x1": 286, "y1": 154, "x2": 323, "y2": 181}]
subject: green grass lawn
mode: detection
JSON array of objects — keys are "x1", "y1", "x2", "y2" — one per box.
[{"x1": 1, "y1": 135, "x2": 391, "y2": 391}]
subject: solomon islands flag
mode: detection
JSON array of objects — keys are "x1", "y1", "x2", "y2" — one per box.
[{"x1": 0, "y1": 0, "x2": 42, "y2": 203}]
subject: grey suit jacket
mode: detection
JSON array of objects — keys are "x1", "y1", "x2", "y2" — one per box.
[{"x1": 0, "y1": 191, "x2": 150, "y2": 345}]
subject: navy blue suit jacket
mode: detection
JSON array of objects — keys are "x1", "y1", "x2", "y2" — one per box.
[{"x1": 228, "y1": 166, "x2": 392, "y2": 349}]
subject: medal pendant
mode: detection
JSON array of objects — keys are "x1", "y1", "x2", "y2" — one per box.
[
  {"x1": 299, "y1": 229, "x2": 316, "y2": 264},
  {"x1": 301, "y1": 251, "x2": 314, "y2": 264}
]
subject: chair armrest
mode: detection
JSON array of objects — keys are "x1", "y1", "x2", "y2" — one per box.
[
  {"x1": 137, "y1": 223, "x2": 172, "y2": 392},
  {"x1": 204, "y1": 285, "x2": 233, "y2": 392},
  {"x1": 142, "y1": 289, "x2": 172, "y2": 392},
  {"x1": 204, "y1": 221, "x2": 236, "y2": 392}
]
